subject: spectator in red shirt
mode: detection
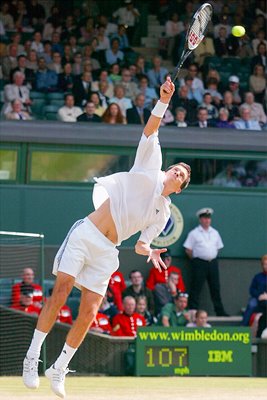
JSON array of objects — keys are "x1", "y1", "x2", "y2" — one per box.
[
  {"x1": 90, "y1": 313, "x2": 112, "y2": 334},
  {"x1": 11, "y1": 268, "x2": 43, "y2": 309},
  {"x1": 10, "y1": 284, "x2": 41, "y2": 316},
  {"x1": 146, "y1": 249, "x2": 186, "y2": 292},
  {"x1": 109, "y1": 270, "x2": 126, "y2": 311},
  {"x1": 111, "y1": 296, "x2": 146, "y2": 337}
]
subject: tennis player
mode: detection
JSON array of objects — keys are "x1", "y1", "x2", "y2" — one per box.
[{"x1": 22, "y1": 77, "x2": 191, "y2": 398}]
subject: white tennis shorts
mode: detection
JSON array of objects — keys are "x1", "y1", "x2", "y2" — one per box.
[{"x1": 52, "y1": 217, "x2": 119, "y2": 296}]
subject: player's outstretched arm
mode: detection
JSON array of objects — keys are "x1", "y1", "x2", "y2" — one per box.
[
  {"x1": 135, "y1": 240, "x2": 168, "y2": 272},
  {"x1": 143, "y1": 76, "x2": 175, "y2": 138}
]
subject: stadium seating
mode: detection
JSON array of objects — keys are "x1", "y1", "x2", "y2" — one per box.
[
  {"x1": 0, "y1": 90, "x2": 4, "y2": 112},
  {"x1": 0, "y1": 278, "x2": 13, "y2": 306},
  {"x1": 204, "y1": 56, "x2": 222, "y2": 71},
  {"x1": 46, "y1": 92, "x2": 65, "y2": 106},
  {"x1": 43, "y1": 278, "x2": 55, "y2": 298},
  {"x1": 221, "y1": 57, "x2": 242, "y2": 74},
  {"x1": 66, "y1": 297, "x2": 80, "y2": 320},
  {"x1": 29, "y1": 91, "x2": 45, "y2": 118},
  {"x1": 44, "y1": 104, "x2": 59, "y2": 120}
]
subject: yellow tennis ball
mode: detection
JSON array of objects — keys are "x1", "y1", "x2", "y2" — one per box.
[{"x1": 232, "y1": 25, "x2": 246, "y2": 37}]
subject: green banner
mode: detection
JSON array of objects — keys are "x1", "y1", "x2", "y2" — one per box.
[{"x1": 136, "y1": 327, "x2": 251, "y2": 376}]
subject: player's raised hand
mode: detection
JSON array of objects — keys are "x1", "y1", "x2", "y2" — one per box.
[
  {"x1": 160, "y1": 76, "x2": 175, "y2": 104},
  {"x1": 147, "y1": 248, "x2": 168, "y2": 272}
]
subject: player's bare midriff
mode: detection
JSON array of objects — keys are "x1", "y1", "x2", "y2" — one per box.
[{"x1": 88, "y1": 198, "x2": 118, "y2": 244}]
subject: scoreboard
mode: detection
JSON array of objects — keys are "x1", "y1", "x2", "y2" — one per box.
[{"x1": 136, "y1": 327, "x2": 251, "y2": 376}]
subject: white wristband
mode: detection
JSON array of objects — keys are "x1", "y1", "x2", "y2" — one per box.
[{"x1": 151, "y1": 101, "x2": 168, "y2": 118}]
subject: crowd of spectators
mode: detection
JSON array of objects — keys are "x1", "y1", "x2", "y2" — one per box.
[
  {"x1": 6, "y1": 251, "x2": 267, "y2": 338},
  {"x1": 0, "y1": 0, "x2": 266, "y2": 130},
  {"x1": 6, "y1": 250, "x2": 208, "y2": 336}
]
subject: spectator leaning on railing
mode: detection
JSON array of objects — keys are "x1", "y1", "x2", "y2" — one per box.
[
  {"x1": 159, "y1": 292, "x2": 190, "y2": 327},
  {"x1": 77, "y1": 101, "x2": 101, "y2": 123},
  {"x1": 234, "y1": 106, "x2": 262, "y2": 131},
  {"x1": 111, "y1": 296, "x2": 146, "y2": 337},
  {"x1": 5, "y1": 98, "x2": 32, "y2": 120}
]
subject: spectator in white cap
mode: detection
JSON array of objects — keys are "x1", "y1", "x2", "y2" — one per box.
[
  {"x1": 225, "y1": 75, "x2": 245, "y2": 106},
  {"x1": 183, "y1": 208, "x2": 229, "y2": 316}
]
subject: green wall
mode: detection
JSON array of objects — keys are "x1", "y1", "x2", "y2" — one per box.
[{"x1": 0, "y1": 184, "x2": 266, "y2": 258}]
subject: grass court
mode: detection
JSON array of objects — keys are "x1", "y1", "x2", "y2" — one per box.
[{"x1": 0, "y1": 376, "x2": 267, "y2": 400}]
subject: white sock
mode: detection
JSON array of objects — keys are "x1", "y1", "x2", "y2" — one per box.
[
  {"x1": 54, "y1": 343, "x2": 77, "y2": 370},
  {"x1": 27, "y1": 329, "x2": 48, "y2": 359}
]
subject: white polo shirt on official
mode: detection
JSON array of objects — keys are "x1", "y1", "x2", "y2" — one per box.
[
  {"x1": 93, "y1": 131, "x2": 171, "y2": 245},
  {"x1": 183, "y1": 225, "x2": 224, "y2": 261}
]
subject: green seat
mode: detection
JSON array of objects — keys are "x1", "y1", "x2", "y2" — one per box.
[
  {"x1": 239, "y1": 65, "x2": 250, "y2": 74},
  {"x1": 204, "y1": 56, "x2": 222, "y2": 70},
  {"x1": 46, "y1": 92, "x2": 65, "y2": 104},
  {"x1": 45, "y1": 112, "x2": 58, "y2": 121},
  {"x1": 43, "y1": 279, "x2": 55, "y2": 297},
  {"x1": 0, "y1": 91, "x2": 4, "y2": 102},
  {"x1": 66, "y1": 297, "x2": 80, "y2": 320},
  {"x1": 221, "y1": 57, "x2": 241, "y2": 73},
  {"x1": 0, "y1": 277, "x2": 14, "y2": 289},
  {"x1": 239, "y1": 73, "x2": 249, "y2": 91},
  {"x1": 220, "y1": 71, "x2": 232, "y2": 87},
  {"x1": 0, "y1": 79, "x2": 5, "y2": 90},
  {"x1": 31, "y1": 99, "x2": 46, "y2": 119},
  {"x1": 69, "y1": 287, "x2": 81, "y2": 298},
  {"x1": 125, "y1": 51, "x2": 138, "y2": 65},
  {"x1": 0, "y1": 288, "x2": 12, "y2": 306},
  {"x1": 241, "y1": 57, "x2": 251, "y2": 66},
  {"x1": 49, "y1": 99, "x2": 64, "y2": 107},
  {"x1": 30, "y1": 91, "x2": 47, "y2": 100},
  {"x1": 0, "y1": 296, "x2": 11, "y2": 306},
  {"x1": 44, "y1": 104, "x2": 59, "y2": 120}
]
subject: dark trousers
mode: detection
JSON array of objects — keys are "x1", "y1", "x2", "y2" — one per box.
[{"x1": 189, "y1": 258, "x2": 226, "y2": 315}]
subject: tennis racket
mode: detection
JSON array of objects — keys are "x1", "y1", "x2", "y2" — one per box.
[{"x1": 172, "y1": 3, "x2": 213, "y2": 82}]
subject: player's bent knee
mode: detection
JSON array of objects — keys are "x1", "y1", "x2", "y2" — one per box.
[{"x1": 77, "y1": 306, "x2": 98, "y2": 324}]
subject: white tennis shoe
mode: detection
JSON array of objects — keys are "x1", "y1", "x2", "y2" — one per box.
[
  {"x1": 22, "y1": 356, "x2": 41, "y2": 389},
  {"x1": 45, "y1": 364, "x2": 72, "y2": 398}
]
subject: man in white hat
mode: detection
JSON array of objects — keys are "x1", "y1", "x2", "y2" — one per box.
[
  {"x1": 183, "y1": 208, "x2": 228, "y2": 316},
  {"x1": 226, "y1": 75, "x2": 245, "y2": 106}
]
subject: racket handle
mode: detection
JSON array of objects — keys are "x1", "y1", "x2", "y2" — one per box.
[
  {"x1": 172, "y1": 49, "x2": 193, "y2": 83},
  {"x1": 172, "y1": 66, "x2": 182, "y2": 83}
]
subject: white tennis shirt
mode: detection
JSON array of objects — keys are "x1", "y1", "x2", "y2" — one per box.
[{"x1": 93, "y1": 132, "x2": 171, "y2": 245}]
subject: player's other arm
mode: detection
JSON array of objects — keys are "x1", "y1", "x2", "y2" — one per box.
[
  {"x1": 143, "y1": 77, "x2": 175, "y2": 138},
  {"x1": 135, "y1": 240, "x2": 167, "y2": 273}
]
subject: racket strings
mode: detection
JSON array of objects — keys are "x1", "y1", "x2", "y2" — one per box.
[{"x1": 188, "y1": 5, "x2": 212, "y2": 49}]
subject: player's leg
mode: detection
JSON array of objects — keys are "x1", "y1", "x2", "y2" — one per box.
[
  {"x1": 37, "y1": 272, "x2": 75, "y2": 332},
  {"x1": 23, "y1": 272, "x2": 75, "y2": 390},
  {"x1": 45, "y1": 287, "x2": 103, "y2": 398}
]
